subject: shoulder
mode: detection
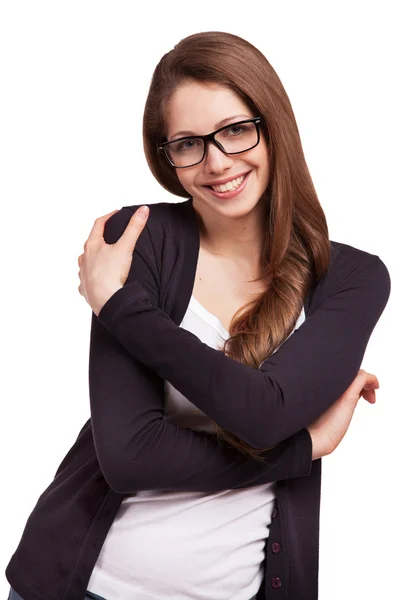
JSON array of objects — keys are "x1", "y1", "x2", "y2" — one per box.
[
  {"x1": 103, "y1": 201, "x2": 175, "y2": 245},
  {"x1": 102, "y1": 201, "x2": 188, "y2": 286},
  {"x1": 328, "y1": 239, "x2": 390, "y2": 285},
  {"x1": 310, "y1": 239, "x2": 391, "y2": 311}
]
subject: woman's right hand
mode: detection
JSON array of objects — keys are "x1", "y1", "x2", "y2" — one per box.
[{"x1": 308, "y1": 369, "x2": 379, "y2": 460}]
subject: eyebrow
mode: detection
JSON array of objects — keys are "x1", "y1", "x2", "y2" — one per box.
[{"x1": 169, "y1": 114, "x2": 253, "y2": 140}]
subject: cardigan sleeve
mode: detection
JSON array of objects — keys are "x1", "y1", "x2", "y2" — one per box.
[
  {"x1": 98, "y1": 214, "x2": 391, "y2": 450},
  {"x1": 88, "y1": 207, "x2": 313, "y2": 494}
]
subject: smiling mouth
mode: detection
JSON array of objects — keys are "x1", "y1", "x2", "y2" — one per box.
[{"x1": 203, "y1": 171, "x2": 251, "y2": 192}]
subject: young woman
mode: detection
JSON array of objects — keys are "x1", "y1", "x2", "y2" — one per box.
[{"x1": 6, "y1": 31, "x2": 390, "y2": 600}]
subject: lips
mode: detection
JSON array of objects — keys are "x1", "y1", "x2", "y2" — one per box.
[
  {"x1": 203, "y1": 170, "x2": 251, "y2": 190},
  {"x1": 204, "y1": 170, "x2": 251, "y2": 200}
]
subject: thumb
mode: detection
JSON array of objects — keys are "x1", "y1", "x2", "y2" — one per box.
[{"x1": 119, "y1": 206, "x2": 149, "y2": 250}]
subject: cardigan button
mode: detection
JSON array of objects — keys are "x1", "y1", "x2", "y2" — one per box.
[
  {"x1": 271, "y1": 577, "x2": 282, "y2": 589},
  {"x1": 272, "y1": 507, "x2": 278, "y2": 519},
  {"x1": 272, "y1": 542, "x2": 281, "y2": 553}
]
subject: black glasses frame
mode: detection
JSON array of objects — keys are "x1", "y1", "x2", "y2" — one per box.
[{"x1": 158, "y1": 117, "x2": 262, "y2": 168}]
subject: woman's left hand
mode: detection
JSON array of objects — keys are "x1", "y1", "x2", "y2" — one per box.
[
  {"x1": 307, "y1": 369, "x2": 379, "y2": 460},
  {"x1": 78, "y1": 206, "x2": 150, "y2": 316}
]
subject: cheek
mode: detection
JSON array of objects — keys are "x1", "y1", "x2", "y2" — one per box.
[
  {"x1": 176, "y1": 172, "x2": 191, "y2": 191},
  {"x1": 246, "y1": 140, "x2": 268, "y2": 172},
  {"x1": 177, "y1": 171, "x2": 198, "y2": 192},
  {"x1": 256, "y1": 148, "x2": 269, "y2": 178}
]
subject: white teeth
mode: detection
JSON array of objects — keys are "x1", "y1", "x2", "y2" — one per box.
[{"x1": 211, "y1": 174, "x2": 246, "y2": 193}]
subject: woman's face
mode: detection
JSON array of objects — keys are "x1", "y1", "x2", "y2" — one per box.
[{"x1": 165, "y1": 81, "x2": 270, "y2": 219}]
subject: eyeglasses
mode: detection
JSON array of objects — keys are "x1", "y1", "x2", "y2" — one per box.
[{"x1": 158, "y1": 117, "x2": 262, "y2": 168}]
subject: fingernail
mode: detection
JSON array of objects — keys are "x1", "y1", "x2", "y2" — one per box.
[{"x1": 138, "y1": 206, "x2": 149, "y2": 220}]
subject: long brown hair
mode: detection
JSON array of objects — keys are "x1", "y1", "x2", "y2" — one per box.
[{"x1": 143, "y1": 31, "x2": 331, "y2": 460}]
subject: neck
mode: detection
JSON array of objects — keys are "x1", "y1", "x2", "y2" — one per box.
[{"x1": 193, "y1": 197, "x2": 267, "y2": 266}]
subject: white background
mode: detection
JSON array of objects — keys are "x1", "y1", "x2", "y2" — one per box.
[{"x1": 1, "y1": 1, "x2": 398, "y2": 599}]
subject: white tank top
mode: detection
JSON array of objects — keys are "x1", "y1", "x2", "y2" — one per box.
[{"x1": 87, "y1": 296, "x2": 305, "y2": 600}]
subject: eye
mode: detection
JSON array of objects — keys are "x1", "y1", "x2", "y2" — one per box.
[
  {"x1": 223, "y1": 124, "x2": 249, "y2": 136},
  {"x1": 176, "y1": 138, "x2": 201, "y2": 152}
]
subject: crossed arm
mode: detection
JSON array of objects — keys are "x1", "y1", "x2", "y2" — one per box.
[{"x1": 88, "y1": 208, "x2": 390, "y2": 494}]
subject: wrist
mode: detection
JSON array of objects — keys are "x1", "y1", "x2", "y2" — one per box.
[
  {"x1": 308, "y1": 427, "x2": 325, "y2": 461},
  {"x1": 92, "y1": 284, "x2": 123, "y2": 317}
]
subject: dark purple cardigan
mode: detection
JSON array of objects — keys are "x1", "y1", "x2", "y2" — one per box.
[{"x1": 6, "y1": 198, "x2": 391, "y2": 600}]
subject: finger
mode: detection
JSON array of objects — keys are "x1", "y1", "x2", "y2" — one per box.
[
  {"x1": 346, "y1": 370, "x2": 378, "y2": 403},
  {"x1": 118, "y1": 206, "x2": 149, "y2": 250},
  {"x1": 363, "y1": 383, "x2": 379, "y2": 391},
  {"x1": 356, "y1": 373, "x2": 378, "y2": 400},
  {"x1": 361, "y1": 389, "x2": 376, "y2": 404},
  {"x1": 356, "y1": 370, "x2": 379, "y2": 390},
  {"x1": 364, "y1": 372, "x2": 379, "y2": 386},
  {"x1": 86, "y1": 210, "x2": 120, "y2": 246}
]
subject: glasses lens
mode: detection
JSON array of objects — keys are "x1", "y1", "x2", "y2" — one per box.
[
  {"x1": 164, "y1": 120, "x2": 259, "y2": 167},
  {"x1": 215, "y1": 121, "x2": 258, "y2": 155},
  {"x1": 165, "y1": 138, "x2": 204, "y2": 168}
]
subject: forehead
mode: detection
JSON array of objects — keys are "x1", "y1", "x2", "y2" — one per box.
[{"x1": 166, "y1": 81, "x2": 252, "y2": 137}]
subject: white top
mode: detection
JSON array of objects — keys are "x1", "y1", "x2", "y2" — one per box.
[{"x1": 87, "y1": 297, "x2": 305, "y2": 600}]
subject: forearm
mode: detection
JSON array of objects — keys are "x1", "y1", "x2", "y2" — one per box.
[
  {"x1": 89, "y1": 313, "x2": 313, "y2": 494},
  {"x1": 97, "y1": 255, "x2": 390, "y2": 449},
  {"x1": 96, "y1": 419, "x2": 313, "y2": 495}
]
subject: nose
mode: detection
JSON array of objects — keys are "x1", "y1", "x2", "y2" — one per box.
[{"x1": 203, "y1": 140, "x2": 234, "y2": 174}]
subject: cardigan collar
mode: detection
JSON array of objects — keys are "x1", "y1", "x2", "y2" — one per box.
[{"x1": 170, "y1": 197, "x2": 313, "y2": 328}]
